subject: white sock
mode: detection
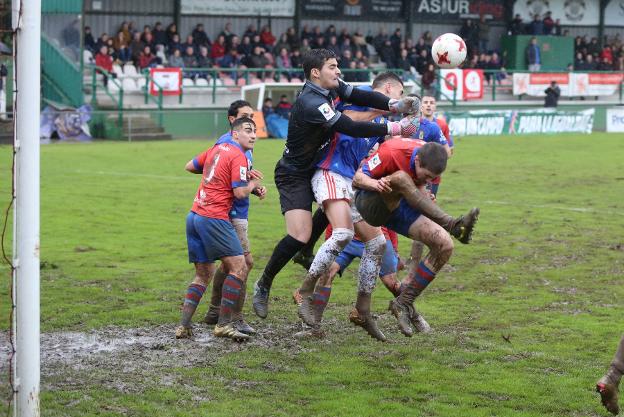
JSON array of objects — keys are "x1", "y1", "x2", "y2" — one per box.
[
  {"x1": 308, "y1": 227, "x2": 354, "y2": 279},
  {"x1": 357, "y1": 234, "x2": 386, "y2": 294}
]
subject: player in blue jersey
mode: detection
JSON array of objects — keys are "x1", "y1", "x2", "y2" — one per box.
[
  {"x1": 295, "y1": 72, "x2": 410, "y2": 341},
  {"x1": 192, "y1": 100, "x2": 267, "y2": 336},
  {"x1": 420, "y1": 95, "x2": 454, "y2": 197}
]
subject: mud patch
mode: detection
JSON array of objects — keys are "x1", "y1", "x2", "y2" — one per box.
[{"x1": 0, "y1": 315, "x2": 400, "y2": 393}]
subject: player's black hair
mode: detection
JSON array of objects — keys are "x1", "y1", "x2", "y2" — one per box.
[
  {"x1": 227, "y1": 100, "x2": 252, "y2": 119},
  {"x1": 302, "y1": 48, "x2": 337, "y2": 80},
  {"x1": 231, "y1": 117, "x2": 256, "y2": 132},
  {"x1": 418, "y1": 142, "x2": 448, "y2": 176},
  {"x1": 371, "y1": 72, "x2": 403, "y2": 89}
]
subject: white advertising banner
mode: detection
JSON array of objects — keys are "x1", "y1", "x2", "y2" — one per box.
[
  {"x1": 606, "y1": 108, "x2": 624, "y2": 132},
  {"x1": 440, "y1": 69, "x2": 463, "y2": 101},
  {"x1": 513, "y1": 72, "x2": 624, "y2": 97},
  {"x1": 605, "y1": 0, "x2": 624, "y2": 26},
  {"x1": 513, "y1": 0, "x2": 599, "y2": 26},
  {"x1": 440, "y1": 69, "x2": 484, "y2": 101},
  {"x1": 181, "y1": 0, "x2": 295, "y2": 16}
]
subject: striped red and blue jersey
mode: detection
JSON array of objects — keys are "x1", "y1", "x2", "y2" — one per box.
[
  {"x1": 192, "y1": 131, "x2": 253, "y2": 219},
  {"x1": 191, "y1": 141, "x2": 249, "y2": 220}
]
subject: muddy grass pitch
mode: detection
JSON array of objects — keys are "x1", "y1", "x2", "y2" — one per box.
[{"x1": 1, "y1": 135, "x2": 623, "y2": 416}]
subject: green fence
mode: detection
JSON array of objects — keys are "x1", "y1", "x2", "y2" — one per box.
[
  {"x1": 502, "y1": 35, "x2": 574, "y2": 71},
  {"x1": 88, "y1": 109, "x2": 229, "y2": 141}
]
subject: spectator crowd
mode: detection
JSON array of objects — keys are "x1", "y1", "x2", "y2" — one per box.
[{"x1": 81, "y1": 16, "x2": 623, "y2": 92}]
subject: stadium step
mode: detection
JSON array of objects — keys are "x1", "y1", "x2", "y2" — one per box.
[
  {"x1": 107, "y1": 113, "x2": 172, "y2": 141},
  {"x1": 123, "y1": 131, "x2": 173, "y2": 141}
]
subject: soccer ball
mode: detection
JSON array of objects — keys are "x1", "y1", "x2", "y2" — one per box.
[{"x1": 431, "y1": 33, "x2": 467, "y2": 69}]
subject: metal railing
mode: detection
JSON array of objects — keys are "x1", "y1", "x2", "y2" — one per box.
[
  {"x1": 90, "y1": 66, "x2": 124, "y2": 126},
  {"x1": 141, "y1": 72, "x2": 165, "y2": 126},
  {"x1": 159, "y1": 67, "x2": 412, "y2": 105}
]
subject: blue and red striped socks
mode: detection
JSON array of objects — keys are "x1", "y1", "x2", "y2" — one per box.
[
  {"x1": 411, "y1": 262, "x2": 436, "y2": 292},
  {"x1": 312, "y1": 286, "x2": 332, "y2": 316},
  {"x1": 180, "y1": 283, "x2": 206, "y2": 327},
  {"x1": 219, "y1": 274, "x2": 244, "y2": 323}
]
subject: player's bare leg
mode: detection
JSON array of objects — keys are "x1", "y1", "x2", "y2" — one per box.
[
  {"x1": 231, "y1": 251, "x2": 256, "y2": 335},
  {"x1": 389, "y1": 217, "x2": 453, "y2": 337},
  {"x1": 203, "y1": 266, "x2": 225, "y2": 325},
  {"x1": 387, "y1": 171, "x2": 479, "y2": 244},
  {"x1": 406, "y1": 240, "x2": 425, "y2": 278},
  {"x1": 214, "y1": 255, "x2": 251, "y2": 341},
  {"x1": 176, "y1": 262, "x2": 215, "y2": 339},
  {"x1": 380, "y1": 272, "x2": 402, "y2": 297},
  {"x1": 348, "y1": 221, "x2": 387, "y2": 342},
  {"x1": 298, "y1": 200, "x2": 354, "y2": 326},
  {"x1": 253, "y1": 209, "x2": 312, "y2": 318},
  {"x1": 597, "y1": 335, "x2": 624, "y2": 415}
]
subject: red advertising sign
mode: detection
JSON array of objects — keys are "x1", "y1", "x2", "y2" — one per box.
[{"x1": 463, "y1": 69, "x2": 484, "y2": 100}]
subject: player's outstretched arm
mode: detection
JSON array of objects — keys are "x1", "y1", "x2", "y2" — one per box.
[
  {"x1": 346, "y1": 85, "x2": 419, "y2": 114},
  {"x1": 333, "y1": 113, "x2": 419, "y2": 139},
  {"x1": 343, "y1": 108, "x2": 386, "y2": 122}
]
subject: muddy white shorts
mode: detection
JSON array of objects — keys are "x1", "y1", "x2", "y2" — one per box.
[{"x1": 311, "y1": 169, "x2": 363, "y2": 223}]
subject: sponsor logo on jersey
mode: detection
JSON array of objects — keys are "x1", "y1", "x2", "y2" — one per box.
[
  {"x1": 318, "y1": 103, "x2": 336, "y2": 121},
  {"x1": 368, "y1": 154, "x2": 381, "y2": 170}
]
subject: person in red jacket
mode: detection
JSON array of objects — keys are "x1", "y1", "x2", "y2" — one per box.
[
  {"x1": 260, "y1": 25, "x2": 276, "y2": 51},
  {"x1": 211, "y1": 35, "x2": 226, "y2": 61},
  {"x1": 138, "y1": 45, "x2": 156, "y2": 70},
  {"x1": 94, "y1": 45, "x2": 116, "y2": 87}
]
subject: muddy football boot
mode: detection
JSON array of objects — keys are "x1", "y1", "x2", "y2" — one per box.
[
  {"x1": 449, "y1": 207, "x2": 480, "y2": 244},
  {"x1": 348, "y1": 308, "x2": 387, "y2": 342},
  {"x1": 175, "y1": 325, "x2": 193, "y2": 339},
  {"x1": 234, "y1": 319, "x2": 257, "y2": 336},
  {"x1": 597, "y1": 354, "x2": 623, "y2": 417},
  {"x1": 203, "y1": 304, "x2": 220, "y2": 325},
  {"x1": 252, "y1": 280, "x2": 270, "y2": 319},
  {"x1": 298, "y1": 294, "x2": 317, "y2": 327},
  {"x1": 293, "y1": 250, "x2": 315, "y2": 270},
  {"x1": 410, "y1": 309, "x2": 432, "y2": 333},
  {"x1": 388, "y1": 298, "x2": 414, "y2": 337},
  {"x1": 294, "y1": 326, "x2": 325, "y2": 339},
  {"x1": 292, "y1": 288, "x2": 303, "y2": 306},
  {"x1": 597, "y1": 377, "x2": 620, "y2": 415},
  {"x1": 214, "y1": 323, "x2": 251, "y2": 342}
]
